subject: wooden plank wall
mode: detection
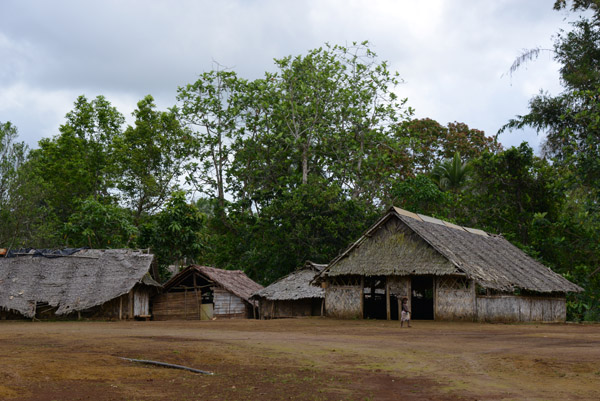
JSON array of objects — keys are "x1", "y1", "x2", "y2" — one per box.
[
  {"x1": 476, "y1": 295, "x2": 566, "y2": 322},
  {"x1": 153, "y1": 290, "x2": 211, "y2": 321},
  {"x1": 213, "y1": 288, "x2": 247, "y2": 318}
]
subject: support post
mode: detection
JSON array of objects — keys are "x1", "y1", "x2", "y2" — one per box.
[
  {"x1": 386, "y1": 280, "x2": 391, "y2": 321},
  {"x1": 360, "y1": 277, "x2": 364, "y2": 319}
]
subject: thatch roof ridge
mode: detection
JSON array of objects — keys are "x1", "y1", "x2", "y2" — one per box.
[
  {"x1": 252, "y1": 262, "x2": 325, "y2": 301},
  {"x1": 0, "y1": 248, "x2": 157, "y2": 318},
  {"x1": 317, "y1": 207, "x2": 582, "y2": 294}
]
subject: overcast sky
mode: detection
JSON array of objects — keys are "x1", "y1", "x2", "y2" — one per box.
[{"x1": 0, "y1": 0, "x2": 578, "y2": 153}]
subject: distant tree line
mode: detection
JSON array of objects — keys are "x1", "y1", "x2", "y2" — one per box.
[{"x1": 1, "y1": 10, "x2": 599, "y2": 322}]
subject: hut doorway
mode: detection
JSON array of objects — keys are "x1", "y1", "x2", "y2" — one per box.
[
  {"x1": 363, "y1": 277, "x2": 387, "y2": 319},
  {"x1": 411, "y1": 276, "x2": 434, "y2": 320}
]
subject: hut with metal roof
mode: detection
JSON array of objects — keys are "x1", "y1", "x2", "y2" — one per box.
[
  {"x1": 152, "y1": 265, "x2": 263, "y2": 320},
  {"x1": 251, "y1": 261, "x2": 326, "y2": 319},
  {"x1": 0, "y1": 248, "x2": 161, "y2": 320},
  {"x1": 314, "y1": 207, "x2": 583, "y2": 322}
]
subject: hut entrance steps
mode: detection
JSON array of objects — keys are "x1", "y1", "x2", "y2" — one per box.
[{"x1": 411, "y1": 275, "x2": 434, "y2": 320}]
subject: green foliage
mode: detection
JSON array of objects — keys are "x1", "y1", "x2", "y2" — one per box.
[
  {"x1": 112, "y1": 95, "x2": 188, "y2": 223},
  {"x1": 139, "y1": 191, "x2": 206, "y2": 281},
  {"x1": 390, "y1": 175, "x2": 451, "y2": 216},
  {"x1": 63, "y1": 197, "x2": 138, "y2": 248},
  {"x1": 31, "y1": 95, "x2": 125, "y2": 220},
  {"x1": 204, "y1": 180, "x2": 378, "y2": 284},
  {"x1": 431, "y1": 152, "x2": 473, "y2": 192}
]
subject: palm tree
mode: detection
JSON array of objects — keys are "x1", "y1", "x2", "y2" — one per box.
[{"x1": 431, "y1": 152, "x2": 472, "y2": 192}]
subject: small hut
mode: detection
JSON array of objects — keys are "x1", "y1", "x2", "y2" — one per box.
[
  {"x1": 152, "y1": 265, "x2": 263, "y2": 320},
  {"x1": 0, "y1": 248, "x2": 161, "y2": 320},
  {"x1": 314, "y1": 207, "x2": 583, "y2": 322},
  {"x1": 252, "y1": 261, "x2": 326, "y2": 319}
]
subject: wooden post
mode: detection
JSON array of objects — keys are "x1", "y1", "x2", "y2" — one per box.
[
  {"x1": 193, "y1": 274, "x2": 201, "y2": 320},
  {"x1": 119, "y1": 296, "x2": 123, "y2": 321},
  {"x1": 184, "y1": 288, "x2": 188, "y2": 320},
  {"x1": 471, "y1": 279, "x2": 477, "y2": 322},
  {"x1": 129, "y1": 291, "x2": 134, "y2": 319},
  {"x1": 270, "y1": 300, "x2": 275, "y2": 319},
  {"x1": 320, "y1": 298, "x2": 324, "y2": 317},
  {"x1": 360, "y1": 277, "x2": 364, "y2": 319},
  {"x1": 386, "y1": 280, "x2": 391, "y2": 321},
  {"x1": 433, "y1": 276, "x2": 437, "y2": 320}
]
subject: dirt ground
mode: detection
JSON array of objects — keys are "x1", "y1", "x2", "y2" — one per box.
[{"x1": 0, "y1": 319, "x2": 599, "y2": 401}]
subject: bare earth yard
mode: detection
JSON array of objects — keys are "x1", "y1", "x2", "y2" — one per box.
[{"x1": 0, "y1": 319, "x2": 599, "y2": 400}]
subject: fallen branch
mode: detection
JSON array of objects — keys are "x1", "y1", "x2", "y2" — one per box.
[{"x1": 120, "y1": 357, "x2": 214, "y2": 375}]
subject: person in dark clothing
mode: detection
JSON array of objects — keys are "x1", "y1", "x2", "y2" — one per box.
[{"x1": 401, "y1": 297, "x2": 411, "y2": 328}]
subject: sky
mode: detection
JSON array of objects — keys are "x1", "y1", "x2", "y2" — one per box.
[{"x1": 0, "y1": 0, "x2": 580, "y2": 153}]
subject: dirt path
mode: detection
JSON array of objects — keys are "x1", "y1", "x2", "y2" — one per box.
[{"x1": 1, "y1": 319, "x2": 599, "y2": 400}]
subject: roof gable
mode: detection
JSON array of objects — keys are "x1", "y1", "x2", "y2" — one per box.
[
  {"x1": 164, "y1": 265, "x2": 263, "y2": 302},
  {"x1": 319, "y1": 207, "x2": 582, "y2": 294}
]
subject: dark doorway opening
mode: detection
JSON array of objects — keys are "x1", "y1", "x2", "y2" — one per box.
[
  {"x1": 411, "y1": 276, "x2": 434, "y2": 320},
  {"x1": 363, "y1": 277, "x2": 386, "y2": 319},
  {"x1": 390, "y1": 294, "x2": 399, "y2": 320}
]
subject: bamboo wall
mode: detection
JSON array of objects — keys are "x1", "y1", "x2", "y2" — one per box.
[
  {"x1": 153, "y1": 290, "x2": 213, "y2": 321},
  {"x1": 325, "y1": 285, "x2": 362, "y2": 318},
  {"x1": 476, "y1": 295, "x2": 566, "y2": 322},
  {"x1": 435, "y1": 277, "x2": 476, "y2": 321}
]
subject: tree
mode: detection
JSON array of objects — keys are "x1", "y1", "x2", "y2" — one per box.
[
  {"x1": 62, "y1": 197, "x2": 138, "y2": 249},
  {"x1": 32, "y1": 95, "x2": 125, "y2": 220},
  {"x1": 431, "y1": 152, "x2": 472, "y2": 192},
  {"x1": 399, "y1": 118, "x2": 501, "y2": 174},
  {"x1": 0, "y1": 122, "x2": 29, "y2": 247},
  {"x1": 177, "y1": 69, "x2": 245, "y2": 209},
  {"x1": 139, "y1": 191, "x2": 206, "y2": 281},
  {"x1": 112, "y1": 95, "x2": 188, "y2": 224}
]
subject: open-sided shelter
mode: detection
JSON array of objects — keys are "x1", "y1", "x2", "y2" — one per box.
[
  {"x1": 0, "y1": 248, "x2": 160, "y2": 320},
  {"x1": 251, "y1": 261, "x2": 326, "y2": 319},
  {"x1": 314, "y1": 207, "x2": 582, "y2": 322},
  {"x1": 152, "y1": 265, "x2": 263, "y2": 320}
]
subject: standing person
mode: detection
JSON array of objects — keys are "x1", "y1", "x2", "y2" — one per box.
[{"x1": 401, "y1": 297, "x2": 411, "y2": 328}]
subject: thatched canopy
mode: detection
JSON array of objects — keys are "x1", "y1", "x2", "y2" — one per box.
[
  {"x1": 318, "y1": 207, "x2": 583, "y2": 294},
  {"x1": 0, "y1": 249, "x2": 159, "y2": 318},
  {"x1": 165, "y1": 265, "x2": 263, "y2": 302},
  {"x1": 252, "y1": 261, "x2": 326, "y2": 301}
]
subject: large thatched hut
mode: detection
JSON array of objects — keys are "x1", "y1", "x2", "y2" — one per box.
[
  {"x1": 0, "y1": 248, "x2": 161, "y2": 320},
  {"x1": 152, "y1": 265, "x2": 263, "y2": 320},
  {"x1": 314, "y1": 207, "x2": 583, "y2": 322},
  {"x1": 251, "y1": 261, "x2": 326, "y2": 319}
]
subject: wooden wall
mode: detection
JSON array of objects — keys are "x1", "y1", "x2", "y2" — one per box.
[
  {"x1": 153, "y1": 287, "x2": 251, "y2": 320},
  {"x1": 213, "y1": 288, "x2": 248, "y2": 318},
  {"x1": 476, "y1": 295, "x2": 566, "y2": 322},
  {"x1": 325, "y1": 285, "x2": 362, "y2": 318},
  {"x1": 153, "y1": 291, "x2": 213, "y2": 321}
]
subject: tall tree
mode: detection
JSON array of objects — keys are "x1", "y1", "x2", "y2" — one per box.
[
  {"x1": 32, "y1": 95, "x2": 125, "y2": 220},
  {"x1": 113, "y1": 95, "x2": 188, "y2": 224},
  {"x1": 177, "y1": 69, "x2": 245, "y2": 209}
]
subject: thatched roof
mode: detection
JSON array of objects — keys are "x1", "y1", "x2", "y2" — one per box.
[
  {"x1": 164, "y1": 265, "x2": 263, "y2": 302},
  {"x1": 252, "y1": 261, "x2": 326, "y2": 301},
  {"x1": 319, "y1": 207, "x2": 583, "y2": 294},
  {"x1": 0, "y1": 249, "x2": 159, "y2": 318}
]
